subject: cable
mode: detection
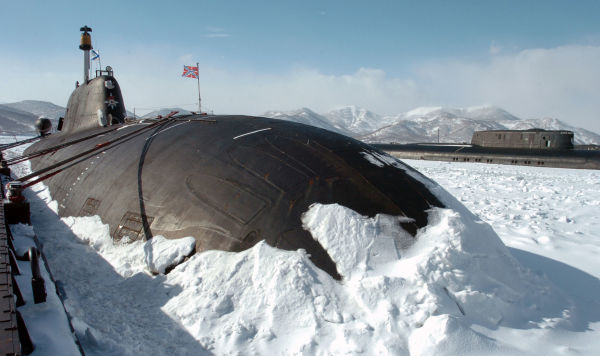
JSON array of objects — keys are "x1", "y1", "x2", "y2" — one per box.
[
  {"x1": 6, "y1": 113, "x2": 183, "y2": 166},
  {"x1": 7, "y1": 127, "x2": 121, "y2": 166},
  {"x1": 0, "y1": 135, "x2": 42, "y2": 152},
  {"x1": 17, "y1": 112, "x2": 182, "y2": 186}
]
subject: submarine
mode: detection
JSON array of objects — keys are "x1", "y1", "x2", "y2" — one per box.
[
  {"x1": 15, "y1": 26, "x2": 445, "y2": 279},
  {"x1": 374, "y1": 129, "x2": 600, "y2": 170}
]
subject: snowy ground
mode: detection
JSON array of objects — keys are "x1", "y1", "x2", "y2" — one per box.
[
  {"x1": 404, "y1": 160, "x2": 600, "y2": 280},
  {"x1": 3, "y1": 136, "x2": 599, "y2": 355},
  {"x1": 403, "y1": 160, "x2": 600, "y2": 355}
]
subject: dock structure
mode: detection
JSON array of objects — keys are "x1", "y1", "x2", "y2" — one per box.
[
  {"x1": 0, "y1": 164, "x2": 37, "y2": 355},
  {"x1": 0, "y1": 205, "x2": 21, "y2": 355},
  {"x1": 375, "y1": 129, "x2": 600, "y2": 170}
]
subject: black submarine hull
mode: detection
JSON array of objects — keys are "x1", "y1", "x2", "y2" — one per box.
[
  {"x1": 373, "y1": 143, "x2": 600, "y2": 170},
  {"x1": 26, "y1": 115, "x2": 443, "y2": 278}
]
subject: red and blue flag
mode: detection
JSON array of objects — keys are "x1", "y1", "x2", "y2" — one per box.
[{"x1": 182, "y1": 65, "x2": 199, "y2": 78}]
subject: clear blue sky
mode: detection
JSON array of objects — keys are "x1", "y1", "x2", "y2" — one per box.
[{"x1": 2, "y1": 0, "x2": 600, "y2": 131}]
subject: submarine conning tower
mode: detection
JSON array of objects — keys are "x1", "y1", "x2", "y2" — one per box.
[
  {"x1": 62, "y1": 26, "x2": 126, "y2": 134},
  {"x1": 471, "y1": 129, "x2": 574, "y2": 150}
]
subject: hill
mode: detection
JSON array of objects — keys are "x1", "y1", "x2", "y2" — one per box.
[
  {"x1": 265, "y1": 106, "x2": 600, "y2": 145},
  {"x1": 263, "y1": 108, "x2": 345, "y2": 134},
  {"x1": 141, "y1": 108, "x2": 192, "y2": 118},
  {"x1": 0, "y1": 104, "x2": 38, "y2": 134},
  {"x1": 4, "y1": 100, "x2": 66, "y2": 119},
  {"x1": 0, "y1": 100, "x2": 65, "y2": 135}
]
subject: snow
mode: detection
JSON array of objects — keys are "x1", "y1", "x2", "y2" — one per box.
[
  {"x1": 264, "y1": 108, "x2": 345, "y2": 135},
  {"x1": 3, "y1": 136, "x2": 600, "y2": 355},
  {"x1": 302, "y1": 203, "x2": 414, "y2": 278},
  {"x1": 62, "y1": 215, "x2": 194, "y2": 275},
  {"x1": 403, "y1": 160, "x2": 600, "y2": 355},
  {"x1": 405, "y1": 160, "x2": 600, "y2": 279},
  {"x1": 11, "y1": 224, "x2": 81, "y2": 356},
  {"x1": 141, "y1": 108, "x2": 192, "y2": 118},
  {"x1": 143, "y1": 236, "x2": 196, "y2": 274},
  {"x1": 48, "y1": 215, "x2": 196, "y2": 277},
  {"x1": 324, "y1": 106, "x2": 385, "y2": 135},
  {"x1": 405, "y1": 106, "x2": 443, "y2": 117},
  {"x1": 360, "y1": 150, "x2": 386, "y2": 167}
]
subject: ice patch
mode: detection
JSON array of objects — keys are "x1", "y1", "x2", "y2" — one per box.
[
  {"x1": 360, "y1": 149, "x2": 406, "y2": 169},
  {"x1": 406, "y1": 106, "x2": 443, "y2": 117},
  {"x1": 360, "y1": 151, "x2": 385, "y2": 167},
  {"x1": 97, "y1": 109, "x2": 106, "y2": 126}
]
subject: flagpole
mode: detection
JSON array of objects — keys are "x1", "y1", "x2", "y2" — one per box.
[{"x1": 196, "y1": 62, "x2": 201, "y2": 113}]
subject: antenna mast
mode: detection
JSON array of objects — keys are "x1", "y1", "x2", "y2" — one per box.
[
  {"x1": 197, "y1": 62, "x2": 201, "y2": 113},
  {"x1": 79, "y1": 26, "x2": 93, "y2": 83}
]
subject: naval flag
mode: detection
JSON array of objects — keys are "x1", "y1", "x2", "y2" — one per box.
[
  {"x1": 182, "y1": 65, "x2": 199, "y2": 78},
  {"x1": 91, "y1": 49, "x2": 100, "y2": 61}
]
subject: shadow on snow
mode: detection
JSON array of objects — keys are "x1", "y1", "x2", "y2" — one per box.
[{"x1": 25, "y1": 186, "x2": 211, "y2": 356}]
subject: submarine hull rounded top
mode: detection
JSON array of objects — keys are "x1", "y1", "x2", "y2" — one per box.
[{"x1": 26, "y1": 114, "x2": 443, "y2": 278}]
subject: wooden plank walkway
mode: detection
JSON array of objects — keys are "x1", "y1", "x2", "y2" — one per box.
[{"x1": 0, "y1": 204, "x2": 20, "y2": 355}]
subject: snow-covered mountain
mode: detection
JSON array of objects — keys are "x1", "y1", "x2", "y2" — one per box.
[
  {"x1": 503, "y1": 117, "x2": 600, "y2": 145},
  {"x1": 0, "y1": 104, "x2": 39, "y2": 134},
  {"x1": 141, "y1": 108, "x2": 192, "y2": 118},
  {"x1": 4, "y1": 100, "x2": 66, "y2": 120},
  {"x1": 266, "y1": 106, "x2": 600, "y2": 145},
  {"x1": 1, "y1": 100, "x2": 66, "y2": 134},
  {"x1": 323, "y1": 106, "x2": 391, "y2": 135},
  {"x1": 263, "y1": 108, "x2": 345, "y2": 134},
  {"x1": 361, "y1": 106, "x2": 512, "y2": 144}
]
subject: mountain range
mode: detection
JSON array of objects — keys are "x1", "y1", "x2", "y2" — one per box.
[
  {"x1": 263, "y1": 106, "x2": 600, "y2": 145},
  {"x1": 2, "y1": 100, "x2": 599, "y2": 145},
  {"x1": 0, "y1": 100, "x2": 64, "y2": 134}
]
